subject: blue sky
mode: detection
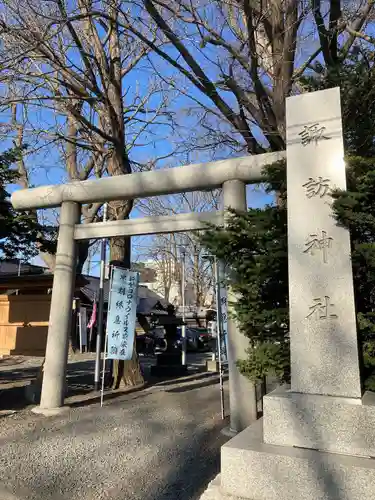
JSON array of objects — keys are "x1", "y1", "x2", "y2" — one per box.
[{"x1": 3, "y1": 2, "x2": 310, "y2": 273}]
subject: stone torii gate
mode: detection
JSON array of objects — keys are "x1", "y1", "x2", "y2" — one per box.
[{"x1": 11, "y1": 151, "x2": 284, "y2": 429}]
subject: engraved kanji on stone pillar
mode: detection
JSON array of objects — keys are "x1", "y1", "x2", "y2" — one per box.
[{"x1": 286, "y1": 88, "x2": 361, "y2": 398}]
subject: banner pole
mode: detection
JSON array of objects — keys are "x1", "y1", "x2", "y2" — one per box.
[
  {"x1": 100, "y1": 328, "x2": 107, "y2": 407},
  {"x1": 78, "y1": 310, "x2": 83, "y2": 354},
  {"x1": 215, "y1": 257, "x2": 225, "y2": 420},
  {"x1": 95, "y1": 203, "x2": 108, "y2": 390},
  {"x1": 101, "y1": 265, "x2": 113, "y2": 408},
  {"x1": 181, "y1": 249, "x2": 187, "y2": 365},
  {"x1": 88, "y1": 292, "x2": 96, "y2": 350}
]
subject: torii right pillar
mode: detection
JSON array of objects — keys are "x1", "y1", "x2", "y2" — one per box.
[{"x1": 223, "y1": 180, "x2": 257, "y2": 433}]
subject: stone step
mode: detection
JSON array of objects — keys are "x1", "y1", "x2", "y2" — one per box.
[
  {"x1": 263, "y1": 386, "x2": 375, "y2": 458},
  {"x1": 221, "y1": 418, "x2": 375, "y2": 500},
  {"x1": 199, "y1": 475, "x2": 246, "y2": 500}
]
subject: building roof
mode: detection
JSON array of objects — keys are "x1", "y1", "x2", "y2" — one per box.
[
  {"x1": 0, "y1": 259, "x2": 168, "y2": 315},
  {"x1": 0, "y1": 260, "x2": 49, "y2": 295},
  {"x1": 0, "y1": 273, "x2": 88, "y2": 292},
  {"x1": 80, "y1": 275, "x2": 170, "y2": 314},
  {"x1": 0, "y1": 259, "x2": 48, "y2": 276}
]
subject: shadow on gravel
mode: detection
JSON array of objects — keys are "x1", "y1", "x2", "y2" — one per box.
[
  {"x1": 151, "y1": 371, "x2": 216, "y2": 388},
  {"x1": 0, "y1": 360, "x2": 101, "y2": 411},
  {"x1": 0, "y1": 382, "x2": 230, "y2": 500},
  {"x1": 0, "y1": 386, "x2": 32, "y2": 411},
  {"x1": 165, "y1": 375, "x2": 228, "y2": 394},
  {"x1": 151, "y1": 418, "x2": 230, "y2": 500},
  {"x1": 0, "y1": 356, "x2": 219, "y2": 411},
  {"x1": 0, "y1": 365, "x2": 39, "y2": 384},
  {"x1": 69, "y1": 383, "x2": 150, "y2": 408}
]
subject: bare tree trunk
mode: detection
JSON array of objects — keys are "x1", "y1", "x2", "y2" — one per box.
[
  {"x1": 111, "y1": 340, "x2": 144, "y2": 388},
  {"x1": 100, "y1": 4, "x2": 145, "y2": 388},
  {"x1": 109, "y1": 207, "x2": 144, "y2": 388}
]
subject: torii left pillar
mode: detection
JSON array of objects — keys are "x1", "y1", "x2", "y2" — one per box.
[{"x1": 33, "y1": 201, "x2": 80, "y2": 415}]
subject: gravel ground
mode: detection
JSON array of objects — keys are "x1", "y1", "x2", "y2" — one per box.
[
  {"x1": 0, "y1": 379, "x2": 229, "y2": 500},
  {"x1": 0, "y1": 352, "x2": 215, "y2": 410}
]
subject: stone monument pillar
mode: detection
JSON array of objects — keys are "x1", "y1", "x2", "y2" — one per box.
[
  {"x1": 287, "y1": 87, "x2": 361, "y2": 399},
  {"x1": 218, "y1": 88, "x2": 375, "y2": 500}
]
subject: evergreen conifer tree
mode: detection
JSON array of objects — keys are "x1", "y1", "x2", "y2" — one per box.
[
  {"x1": 202, "y1": 51, "x2": 375, "y2": 388},
  {"x1": 0, "y1": 148, "x2": 52, "y2": 261}
]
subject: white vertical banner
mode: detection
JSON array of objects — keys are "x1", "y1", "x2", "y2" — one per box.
[
  {"x1": 215, "y1": 260, "x2": 227, "y2": 420},
  {"x1": 79, "y1": 307, "x2": 88, "y2": 352},
  {"x1": 106, "y1": 267, "x2": 139, "y2": 361},
  {"x1": 219, "y1": 283, "x2": 228, "y2": 364},
  {"x1": 214, "y1": 260, "x2": 228, "y2": 364}
]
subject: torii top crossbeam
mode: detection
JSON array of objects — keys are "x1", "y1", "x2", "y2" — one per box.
[{"x1": 11, "y1": 152, "x2": 285, "y2": 210}]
